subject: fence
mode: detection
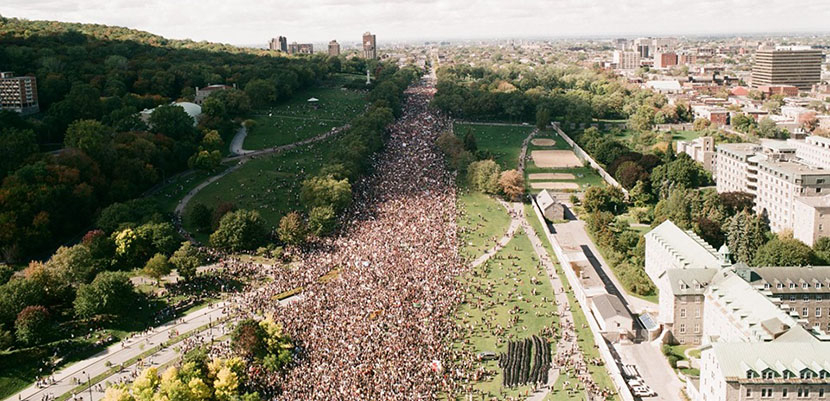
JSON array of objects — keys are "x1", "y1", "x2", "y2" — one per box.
[
  {"x1": 550, "y1": 123, "x2": 629, "y2": 198},
  {"x1": 530, "y1": 197, "x2": 635, "y2": 401}
]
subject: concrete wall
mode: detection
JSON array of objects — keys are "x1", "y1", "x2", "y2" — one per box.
[
  {"x1": 551, "y1": 123, "x2": 630, "y2": 198},
  {"x1": 530, "y1": 197, "x2": 635, "y2": 401}
]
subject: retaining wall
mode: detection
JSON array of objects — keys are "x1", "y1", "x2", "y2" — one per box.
[{"x1": 551, "y1": 123, "x2": 629, "y2": 198}]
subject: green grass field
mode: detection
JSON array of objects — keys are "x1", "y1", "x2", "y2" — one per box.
[
  {"x1": 146, "y1": 170, "x2": 214, "y2": 214},
  {"x1": 182, "y1": 138, "x2": 337, "y2": 238},
  {"x1": 243, "y1": 80, "x2": 367, "y2": 150},
  {"x1": 454, "y1": 123, "x2": 534, "y2": 170},
  {"x1": 454, "y1": 229, "x2": 559, "y2": 400},
  {"x1": 524, "y1": 204, "x2": 619, "y2": 401},
  {"x1": 457, "y1": 189, "x2": 512, "y2": 262}
]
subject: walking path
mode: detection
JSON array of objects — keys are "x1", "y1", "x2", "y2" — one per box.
[
  {"x1": 229, "y1": 126, "x2": 253, "y2": 156},
  {"x1": 470, "y1": 200, "x2": 522, "y2": 269}
]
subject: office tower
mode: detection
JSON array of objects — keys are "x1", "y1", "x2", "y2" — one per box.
[
  {"x1": 0, "y1": 71, "x2": 39, "y2": 115},
  {"x1": 363, "y1": 31, "x2": 377, "y2": 59},
  {"x1": 328, "y1": 40, "x2": 341, "y2": 56},
  {"x1": 752, "y1": 46, "x2": 822, "y2": 90},
  {"x1": 268, "y1": 36, "x2": 288, "y2": 52}
]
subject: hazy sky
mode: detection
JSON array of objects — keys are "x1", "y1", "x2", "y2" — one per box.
[{"x1": 3, "y1": 0, "x2": 830, "y2": 45}]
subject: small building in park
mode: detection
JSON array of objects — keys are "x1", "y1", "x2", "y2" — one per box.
[{"x1": 536, "y1": 189, "x2": 565, "y2": 221}]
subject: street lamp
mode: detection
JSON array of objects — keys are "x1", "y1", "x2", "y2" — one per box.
[{"x1": 82, "y1": 371, "x2": 92, "y2": 401}]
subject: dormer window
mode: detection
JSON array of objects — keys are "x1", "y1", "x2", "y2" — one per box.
[
  {"x1": 763, "y1": 370, "x2": 775, "y2": 379},
  {"x1": 817, "y1": 283, "x2": 823, "y2": 289},
  {"x1": 785, "y1": 371, "x2": 794, "y2": 379},
  {"x1": 820, "y1": 371, "x2": 828, "y2": 379},
  {"x1": 800, "y1": 370, "x2": 814, "y2": 379},
  {"x1": 747, "y1": 370, "x2": 756, "y2": 379},
  {"x1": 680, "y1": 283, "x2": 689, "y2": 290},
  {"x1": 778, "y1": 283, "x2": 784, "y2": 289},
  {"x1": 764, "y1": 283, "x2": 771, "y2": 289},
  {"x1": 803, "y1": 283, "x2": 809, "y2": 289},
  {"x1": 790, "y1": 283, "x2": 796, "y2": 289}
]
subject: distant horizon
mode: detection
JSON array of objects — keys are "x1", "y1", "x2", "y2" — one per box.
[{"x1": 3, "y1": 0, "x2": 830, "y2": 47}]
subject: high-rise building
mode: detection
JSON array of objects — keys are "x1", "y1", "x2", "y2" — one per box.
[
  {"x1": 362, "y1": 32, "x2": 377, "y2": 59},
  {"x1": 328, "y1": 40, "x2": 341, "y2": 56},
  {"x1": 654, "y1": 52, "x2": 678, "y2": 69},
  {"x1": 751, "y1": 46, "x2": 822, "y2": 90},
  {"x1": 612, "y1": 50, "x2": 640, "y2": 70},
  {"x1": 0, "y1": 71, "x2": 39, "y2": 115},
  {"x1": 268, "y1": 36, "x2": 288, "y2": 52},
  {"x1": 288, "y1": 42, "x2": 313, "y2": 55}
]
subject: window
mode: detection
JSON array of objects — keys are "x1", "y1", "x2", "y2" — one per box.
[
  {"x1": 819, "y1": 388, "x2": 825, "y2": 397},
  {"x1": 679, "y1": 323, "x2": 686, "y2": 333},
  {"x1": 804, "y1": 295, "x2": 810, "y2": 302},
  {"x1": 765, "y1": 283, "x2": 771, "y2": 289},
  {"x1": 695, "y1": 323, "x2": 700, "y2": 333},
  {"x1": 817, "y1": 308, "x2": 822, "y2": 318},
  {"x1": 695, "y1": 309, "x2": 701, "y2": 318},
  {"x1": 761, "y1": 388, "x2": 774, "y2": 398},
  {"x1": 801, "y1": 370, "x2": 814, "y2": 379},
  {"x1": 821, "y1": 371, "x2": 828, "y2": 379},
  {"x1": 786, "y1": 371, "x2": 794, "y2": 379},
  {"x1": 778, "y1": 283, "x2": 784, "y2": 289},
  {"x1": 804, "y1": 283, "x2": 810, "y2": 289},
  {"x1": 791, "y1": 283, "x2": 797, "y2": 289},
  {"x1": 791, "y1": 295, "x2": 797, "y2": 301},
  {"x1": 803, "y1": 307, "x2": 809, "y2": 317},
  {"x1": 747, "y1": 388, "x2": 753, "y2": 397},
  {"x1": 798, "y1": 388, "x2": 810, "y2": 398},
  {"x1": 783, "y1": 388, "x2": 789, "y2": 397},
  {"x1": 748, "y1": 370, "x2": 756, "y2": 379},
  {"x1": 764, "y1": 370, "x2": 775, "y2": 379},
  {"x1": 680, "y1": 308, "x2": 687, "y2": 318}
]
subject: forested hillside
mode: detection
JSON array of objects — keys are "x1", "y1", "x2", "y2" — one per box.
[{"x1": 0, "y1": 17, "x2": 353, "y2": 261}]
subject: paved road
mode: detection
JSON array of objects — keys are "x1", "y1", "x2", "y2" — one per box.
[
  {"x1": 615, "y1": 341, "x2": 684, "y2": 401},
  {"x1": 7, "y1": 294, "x2": 304, "y2": 401},
  {"x1": 229, "y1": 126, "x2": 254, "y2": 156},
  {"x1": 551, "y1": 219, "x2": 657, "y2": 315},
  {"x1": 8, "y1": 302, "x2": 228, "y2": 401}
]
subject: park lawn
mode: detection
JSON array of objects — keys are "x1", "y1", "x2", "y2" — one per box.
[
  {"x1": 454, "y1": 228, "x2": 559, "y2": 400},
  {"x1": 530, "y1": 130, "x2": 572, "y2": 150},
  {"x1": 182, "y1": 138, "x2": 337, "y2": 237},
  {"x1": 524, "y1": 204, "x2": 619, "y2": 401},
  {"x1": 146, "y1": 170, "x2": 214, "y2": 214},
  {"x1": 671, "y1": 130, "x2": 702, "y2": 142},
  {"x1": 454, "y1": 122, "x2": 534, "y2": 170},
  {"x1": 243, "y1": 84, "x2": 367, "y2": 150},
  {"x1": 457, "y1": 189, "x2": 512, "y2": 263}
]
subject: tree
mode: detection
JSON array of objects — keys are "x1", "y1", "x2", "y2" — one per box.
[
  {"x1": 188, "y1": 150, "x2": 222, "y2": 170},
  {"x1": 815, "y1": 237, "x2": 830, "y2": 264},
  {"x1": 15, "y1": 305, "x2": 51, "y2": 345},
  {"x1": 467, "y1": 160, "x2": 501, "y2": 194},
  {"x1": 693, "y1": 118, "x2": 711, "y2": 131},
  {"x1": 277, "y1": 212, "x2": 307, "y2": 246},
  {"x1": 629, "y1": 105, "x2": 655, "y2": 132},
  {"x1": 136, "y1": 222, "x2": 181, "y2": 256},
  {"x1": 614, "y1": 161, "x2": 648, "y2": 190},
  {"x1": 209, "y1": 210, "x2": 268, "y2": 252},
  {"x1": 299, "y1": 176, "x2": 352, "y2": 212},
  {"x1": 169, "y1": 242, "x2": 203, "y2": 281},
  {"x1": 753, "y1": 237, "x2": 815, "y2": 267},
  {"x1": 46, "y1": 244, "x2": 99, "y2": 286},
  {"x1": 101, "y1": 386, "x2": 135, "y2": 401},
  {"x1": 536, "y1": 107, "x2": 551, "y2": 130},
  {"x1": 583, "y1": 186, "x2": 625, "y2": 214},
  {"x1": 244, "y1": 79, "x2": 277, "y2": 108},
  {"x1": 189, "y1": 203, "x2": 213, "y2": 233},
  {"x1": 726, "y1": 210, "x2": 770, "y2": 264},
  {"x1": 64, "y1": 119, "x2": 113, "y2": 162},
  {"x1": 463, "y1": 130, "x2": 478, "y2": 153},
  {"x1": 498, "y1": 169, "x2": 525, "y2": 201},
  {"x1": 757, "y1": 117, "x2": 784, "y2": 139},
  {"x1": 0, "y1": 127, "x2": 38, "y2": 178},
  {"x1": 308, "y1": 205, "x2": 337, "y2": 237},
  {"x1": 143, "y1": 253, "x2": 172, "y2": 284},
  {"x1": 148, "y1": 104, "x2": 196, "y2": 141},
  {"x1": 212, "y1": 202, "x2": 237, "y2": 230},
  {"x1": 200, "y1": 130, "x2": 224, "y2": 152},
  {"x1": 74, "y1": 271, "x2": 140, "y2": 319}
]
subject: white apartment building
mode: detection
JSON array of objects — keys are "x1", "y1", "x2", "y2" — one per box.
[
  {"x1": 755, "y1": 159, "x2": 830, "y2": 233},
  {"x1": 677, "y1": 136, "x2": 716, "y2": 172},
  {"x1": 789, "y1": 136, "x2": 830, "y2": 169},
  {"x1": 714, "y1": 143, "x2": 762, "y2": 194},
  {"x1": 794, "y1": 195, "x2": 830, "y2": 247},
  {"x1": 612, "y1": 50, "x2": 641, "y2": 70}
]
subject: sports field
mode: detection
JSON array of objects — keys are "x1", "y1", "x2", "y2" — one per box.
[
  {"x1": 524, "y1": 131, "x2": 605, "y2": 193},
  {"x1": 454, "y1": 123, "x2": 534, "y2": 170}
]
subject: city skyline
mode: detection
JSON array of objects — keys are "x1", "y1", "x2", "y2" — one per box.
[{"x1": 3, "y1": 0, "x2": 830, "y2": 45}]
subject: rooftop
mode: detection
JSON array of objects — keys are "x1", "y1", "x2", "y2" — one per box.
[{"x1": 645, "y1": 220, "x2": 725, "y2": 271}]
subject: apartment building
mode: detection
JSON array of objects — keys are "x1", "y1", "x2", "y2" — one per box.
[
  {"x1": 288, "y1": 42, "x2": 314, "y2": 55},
  {"x1": 612, "y1": 50, "x2": 641, "y2": 70},
  {"x1": 715, "y1": 143, "x2": 762, "y2": 194},
  {"x1": 268, "y1": 36, "x2": 287, "y2": 52},
  {"x1": 794, "y1": 195, "x2": 830, "y2": 247},
  {"x1": 752, "y1": 46, "x2": 822, "y2": 90},
  {"x1": 362, "y1": 32, "x2": 377, "y2": 59},
  {"x1": 0, "y1": 71, "x2": 39, "y2": 115},
  {"x1": 789, "y1": 136, "x2": 830, "y2": 169},
  {"x1": 755, "y1": 158, "x2": 830, "y2": 232},
  {"x1": 328, "y1": 40, "x2": 341, "y2": 56},
  {"x1": 644, "y1": 221, "x2": 729, "y2": 345}
]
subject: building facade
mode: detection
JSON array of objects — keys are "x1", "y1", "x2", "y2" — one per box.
[
  {"x1": 752, "y1": 47, "x2": 822, "y2": 90},
  {"x1": 743, "y1": 266, "x2": 830, "y2": 331},
  {"x1": 677, "y1": 136, "x2": 716, "y2": 172},
  {"x1": 0, "y1": 71, "x2": 39, "y2": 115},
  {"x1": 328, "y1": 40, "x2": 341, "y2": 56},
  {"x1": 612, "y1": 51, "x2": 641, "y2": 70},
  {"x1": 288, "y1": 42, "x2": 313, "y2": 55},
  {"x1": 794, "y1": 196, "x2": 830, "y2": 247},
  {"x1": 362, "y1": 32, "x2": 377, "y2": 59},
  {"x1": 194, "y1": 84, "x2": 232, "y2": 105},
  {"x1": 715, "y1": 143, "x2": 762, "y2": 194},
  {"x1": 755, "y1": 159, "x2": 830, "y2": 233},
  {"x1": 268, "y1": 36, "x2": 288, "y2": 52}
]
